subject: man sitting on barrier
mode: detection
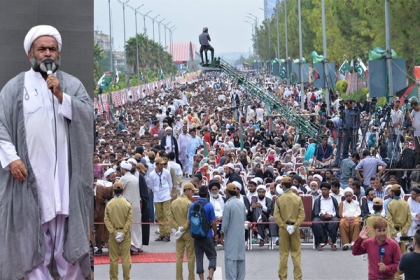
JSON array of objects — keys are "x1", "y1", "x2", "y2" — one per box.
[
  {"x1": 312, "y1": 182, "x2": 340, "y2": 251},
  {"x1": 199, "y1": 27, "x2": 214, "y2": 65},
  {"x1": 339, "y1": 187, "x2": 361, "y2": 250},
  {"x1": 250, "y1": 185, "x2": 276, "y2": 247}
]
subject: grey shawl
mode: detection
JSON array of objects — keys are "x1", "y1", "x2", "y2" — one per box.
[{"x1": 0, "y1": 71, "x2": 93, "y2": 280}]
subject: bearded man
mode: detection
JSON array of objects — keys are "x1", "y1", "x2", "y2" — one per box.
[{"x1": 0, "y1": 25, "x2": 93, "y2": 279}]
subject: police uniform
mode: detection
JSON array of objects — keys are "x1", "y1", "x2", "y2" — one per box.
[
  {"x1": 170, "y1": 183, "x2": 197, "y2": 280},
  {"x1": 365, "y1": 198, "x2": 388, "y2": 238},
  {"x1": 273, "y1": 177, "x2": 305, "y2": 280},
  {"x1": 104, "y1": 181, "x2": 133, "y2": 280},
  {"x1": 386, "y1": 184, "x2": 412, "y2": 253}
]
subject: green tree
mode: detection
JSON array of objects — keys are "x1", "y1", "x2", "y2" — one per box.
[{"x1": 94, "y1": 42, "x2": 104, "y2": 85}]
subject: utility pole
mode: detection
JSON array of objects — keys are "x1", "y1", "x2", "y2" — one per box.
[
  {"x1": 157, "y1": 18, "x2": 166, "y2": 45},
  {"x1": 128, "y1": 4, "x2": 144, "y2": 80},
  {"x1": 108, "y1": 0, "x2": 113, "y2": 73},
  {"x1": 141, "y1": 10, "x2": 152, "y2": 35},
  {"x1": 385, "y1": 0, "x2": 393, "y2": 100},
  {"x1": 150, "y1": 14, "x2": 160, "y2": 41},
  {"x1": 284, "y1": 0, "x2": 289, "y2": 86},
  {"x1": 321, "y1": 0, "x2": 330, "y2": 115},
  {"x1": 163, "y1": 21, "x2": 171, "y2": 50},
  {"x1": 298, "y1": 0, "x2": 304, "y2": 109}
]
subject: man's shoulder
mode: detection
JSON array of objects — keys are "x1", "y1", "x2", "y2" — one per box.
[{"x1": 0, "y1": 72, "x2": 25, "y2": 95}]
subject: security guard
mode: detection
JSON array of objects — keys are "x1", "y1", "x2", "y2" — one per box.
[
  {"x1": 170, "y1": 182, "x2": 197, "y2": 280},
  {"x1": 365, "y1": 198, "x2": 388, "y2": 238},
  {"x1": 104, "y1": 181, "x2": 133, "y2": 280},
  {"x1": 273, "y1": 177, "x2": 305, "y2": 280},
  {"x1": 387, "y1": 184, "x2": 412, "y2": 253}
]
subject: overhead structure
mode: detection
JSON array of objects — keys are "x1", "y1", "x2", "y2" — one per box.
[{"x1": 209, "y1": 59, "x2": 319, "y2": 138}]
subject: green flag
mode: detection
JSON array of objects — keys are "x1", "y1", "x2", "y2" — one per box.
[
  {"x1": 279, "y1": 66, "x2": 286, "y2": 80},
  {"x1": 354, "y1": 58, "x2": 367, "y2": 81},
  {"x1": 339, "y1": 59, "x2": 353, "y2": 76}
]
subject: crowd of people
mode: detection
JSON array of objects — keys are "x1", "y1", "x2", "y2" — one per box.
[{"x1": 93, "y1": 70, "x2": 420, "y2": 279}]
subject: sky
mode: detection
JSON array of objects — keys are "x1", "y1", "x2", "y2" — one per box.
[{"x1": 94, "y1": 0, "x2": 266, "y2": 54}]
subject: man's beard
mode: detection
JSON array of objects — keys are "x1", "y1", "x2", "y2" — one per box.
[
  {"x1": 225, "y1": 173, "x2": 230, "y2": 178},
  {"x1": 258, "y1": 195, "x2": 265, "y2": 200},
  {"x1": 31, "y1": 55, "x2": 60, "y2": 74}
]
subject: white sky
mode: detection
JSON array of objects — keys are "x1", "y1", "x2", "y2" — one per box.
[{"x1": 94, "y1": 0, "x2": 265, "y2": 54}]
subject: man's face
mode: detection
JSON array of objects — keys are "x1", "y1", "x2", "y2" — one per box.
[
  {"x1": 325, "y1": 171, "x2": 333, "y2": 179},
  {"x1": 210, "y1": 186, "x2": 219, "y2": 195},
  {"x1": 315, "y1": 178, "x2": 321, "y2": 187},
  {"x1": 166, "y1": 129, "x2": 171, "y2": 135},
  {"x1": 344, "y1": 192, "x2": 353, "y2": 202},
  {"x1": 107, "y1": 173, "x2": 116, "y2": 183},
  {"x1": 322, "y1": 138, "x2": 328, "y2": 146},
  {"x1": 348, "y1": 178, "x2": 354, "y2": 185},
  {"x1": 374, "y1": 227, "x2": 387, "y2": 243},
  {"x1": 394, "y1": 100, "x2": 400, "y2": 109},
  {"x1": 29, "y1": 36, "x2": 60, "y2": 73},
  {"x1": 411, "y1": 190, "x2": 418, "y2": 200},
  {"x1": 248, "y1": 183, "x2": 256, "y2": 193},
  {"x1": 389, "y1": 177, "x2": 397, "y2": 184},
  {"x1": 331, "y1": 185, "x2": 338, "y2": 194},
  {"x1": 257, "y1": 189, "x2": 266, "y2": 200},
  {"x1": 190, "y1": 131, "x2": 196, "y2": 138},
  {"x1": 367, "y1": 190, "x2": 376, "y2": 201},
  {"x1": 310, "y1": 184, "x2": 318, "y2": 193},
  {"x1": 350, "y1": 184, "x2": 359, "y2": 195},
  {"x1": 321, "y1": 187, "x2": 329, "y2": 197},
  {"x1": 269, "y1": 184, "x2": 276, "y2": 195},
  {"x1": 370, "y1": 180, "x2": 376, "y2": 189},
  {"x1": 292, "y1": 179, "x2": 299, "y2": 187}
]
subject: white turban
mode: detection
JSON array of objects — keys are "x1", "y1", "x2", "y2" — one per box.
[
  {"x1": 120, "y1": 161, "x2": 132, "y2": 170},
  {"x1": 127, "y1": 158, "x2": 137, "y2": 165},
  {"x1": 104, "y1": 168, "x2": 115, "y2": 179},
  {"x1": 256, "y1": 185, "x2": 266, "y2": 192},
  {"x1": 313, "y1": 174, "x2": 323, "y2": 182},
  {"x1": 276, "y1": 184, "x2": 284, "y2": 195},
  {"x1": 232, "y1": 181, "x2": 242, "y2": 191},
  {"x1": 24, "y1": 25, "x2": 62, "y2": 54},
  {"x1": 344, "y1": 187, "x2": 354, "y2": 196}
]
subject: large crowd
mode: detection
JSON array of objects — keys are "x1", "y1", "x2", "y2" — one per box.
[{"x1": 93, "y1": 70, "x2": 420, "y2": 279}]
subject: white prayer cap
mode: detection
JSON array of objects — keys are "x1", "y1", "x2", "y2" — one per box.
[
  {"x1": 256, "y1": 185, "x2": 266, "y2": 192},
  {"x1": 225, "y1": 163, "x2": 235, "y2": 170},
  {"x1": 232, "y1": 181, "x2": 242, "y2": 191},
  {"x1": 344, "y1": 187, "x2": 354, "y2": 196},
  {"x1": 24, "y1": 25, "x2": 62, "y2": 54},
  {"x1": 254, "y1": 177, "x2": 264, "y2": 185},
  {"x1": 120, "y1": 161, "x2": 132, "y2": 170},
  {"x1": 313, "y1": 174, "x2": 323, "y2": 181},
  {"x1": 385, "y1": 184, "x2": 393, "y2": 192},
  {"x1": 291, "y1": 186, "x2": 298, "y2": 192},
  {"x1": 165, "y1": 126, "x2": 172, "y2": 131},
  {"x1": 127, "y1": 158, "x2": 137, "y2": 165},
  {"x1": 104, "y1": 168, "x2": 115, "y2": 179},
  {"x1": 275, "y1": 176, "x2": 283, "y2": 182}
]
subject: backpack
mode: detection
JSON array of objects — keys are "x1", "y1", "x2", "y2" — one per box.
[
  {"x1": 190, "y1": 200, "x2": 210, "y2": 239},
  {"x1": 397, "y1": 148, "x2": 418, "y2": 169}
]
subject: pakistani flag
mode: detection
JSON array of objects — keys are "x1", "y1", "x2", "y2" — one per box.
[
  {"x1": 354, "y1": 58, "x2": 368, "y2": 80},
  {"x1": 339, "y1": 59, "x2": 353, "y2": 76},
  {"x1": 97, "y1": 72, "x2": 113, "y2": 90},
  {"x1": 291, "y1": 69, "x2": 298, "y2": 85},
  {"x1": 279, "y1": 66, "x2": 286, "y2": 80},
  {"x1": 140, "y1": 71, "x2": 145, "y2": 83}
]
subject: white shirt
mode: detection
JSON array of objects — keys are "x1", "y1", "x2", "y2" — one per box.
[
  {"x1": 0, "y1": 69, "x2": 72, "y2": 223},
  {"x1": 341, "y1": 200, "x2": 361, "y2": 217},
  {"x1": 410, "y1": 109, "x2": 420, "y2": 136},
  {"x1": 210, "y1": 195, "x2": 224, "y2": 218},
  {"x1": 256, "y1": 108, "x2": 264, "y2": 122},
  {"x1": 390, "y1": 109, "x2": 404, "y2": 135},
  {"x1": 149, "y1": 168, "x2": 173, "y2": 202},
  {"x1": 330, "y1": 189, "x2": 344, "y2": 203},
  {"x1": 320, "y1": 196, "x2": 336, "y2": 216},
  {"x1": 165, "y1": 135, "x2": 173, "y2": 153}
]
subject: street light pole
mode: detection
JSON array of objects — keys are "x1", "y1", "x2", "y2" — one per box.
[
  {"x1": 298, "y1": 0, "x2": 304, "y2": 109},
  {"x1": 141, "y1": 10, "x2": 152, "y2": 35},
  {"x1": 284, "y1": 0, "x2": 289, "y2": 86},
  {"x1": 163, "y1": 21, "x2": 171, "y2": 50},
  {"x1": 169, "y1": 25, "x2": 176, "y2": 56},
  {"x1": 108, "y1": 0, "x2": 113, "y2": 72},
  {"x1": 118, "y1": 0, "x2": 129, "y2": 73},
  {"x1": 245, "y1": 20, "x2": 255, "y2": 56},
  {"x1": 247, "y1": 14, "x2": 259, "y2": 59},
  {"x1": 150, "y1": 14, "x2": 160, "y2": 41},
  {"x1": 321, "y1": 0, "x2": 330, "y2": 115},
  {"x1": 128, "y1": 4, "x2": 144, "y2": 81},
  {"x1": 157, "y1": 18, "x2": 166, "y2": 45},
  {"x1": 259, "y1": 8, "x2": 270, "y2": 59},
  {"x1": 266, "y1": 2, "x2": 279, "y2": 59},
  {"x1": 385, "y1": 0, "x2": 393, "y2": 100}
]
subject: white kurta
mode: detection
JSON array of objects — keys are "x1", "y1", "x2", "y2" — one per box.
[
  {"x1": 0, "y1": 69, "x2": 72, "y2": 223},
  {"x1": 407, "y1": 197, "x2": 420, "y2": 235},
  {"x1": 121, "y1": 172, "x2": 142, "y2": 249}
]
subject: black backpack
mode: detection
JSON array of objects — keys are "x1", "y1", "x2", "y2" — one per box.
[{"x1": 397, "y1": 148, "x2": 418, "y2": 169}]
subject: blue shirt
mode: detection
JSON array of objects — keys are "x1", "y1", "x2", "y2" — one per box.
[
  {"x1": 188, "y1": 198, "x2": 216, "y2": 238},
  {"x1": 315, "y1": 143, "x2": 333, "y2": 161},
  {"x1": 355, "y1": 156, "x2": 387, "y2": 186}
]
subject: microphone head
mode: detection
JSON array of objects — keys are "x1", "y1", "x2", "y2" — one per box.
[
  {"x1": 40, "y1": 58, "x2": 55, "y2": 75},
  {"x1": 379, "y1": 246, "x2": 385, "y2": 256}
]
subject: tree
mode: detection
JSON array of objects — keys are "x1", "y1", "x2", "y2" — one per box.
[{"x1": 94, "y1": 42, "x2": 104, "y2": 85}]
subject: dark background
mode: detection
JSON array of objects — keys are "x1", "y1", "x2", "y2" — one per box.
[{"x1": 0, "y1": 0, "x2": 94, "y2": 98}]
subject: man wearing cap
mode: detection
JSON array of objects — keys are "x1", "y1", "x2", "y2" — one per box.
[
  {"x1": 338, "y1": 187, "x2": 361, "y2": 250},
  {"x1": 220, "y1": 183, "x2": 247, "y2": 280},
  {"x1": 120, "y1": 161, "x2": 142, "y2": 254},
  {"x1": 250, "y1": 185, "x2": 275, "y2": 247},
  {"x1": 104, "y1": 181, "x2": 133, "y2": 280},
  {"x1": 407, "y1": 187, "x2": 420, "y2": 236},
  {"x1": 170, "y1": 182, "x2": 197, "y2": 280},
  {"x1": 273, "y1": 176, "x2": 305, "y2": 280},
  {"x1": 0, "y1": 25, "x2": 93, "y2": 279},
  {"x1": 161, "y1": 126, "x2": 179, "y2": 158},
  {"x1": 138, "y1": 163, "x2": 150, "y2": 248},
  {"x1": 387, "y1": 184, "x2": 412, "y2": 253},
  {"x1": 199, "y1": 27, "x2": 214, "y2": 65},
  {"x1": 224, "y1": 163, "x2": 245, "y2": 195},
  {"x1": 365, "y1": 198, "x2": 388, "y2": 238},
  {"x1": 150, "y1": 157, "x2": 173, "y2": 242},
  {"x1": 312, "y1": 182, "x2": 340, "y2": 251}
]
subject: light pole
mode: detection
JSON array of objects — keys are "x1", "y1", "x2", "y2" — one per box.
[
  {"x1": 284, "y1": 0, "x2": 290, "y2": 86},
  {"x1": 385, "y1": 0, "x2": 393, "y2": 100},
  {"x1": 298, "y1": 0, "x2": 304, "y2": 109},
  {"x1": 149, "y1": 14, "x2": 160, "y2": 41},
  {"x1": 118, "y1": 0, "x2": 129, "y2": 74},
  {"x1": 266, "y1": 2, "x2": 279, "y2": 59},
  {"x1": 157, "y1": 18, "x2": 166, "y2": 45},
  {"x1": 247, "y1": 13, "x2": 259, "y2": 59},
  {"x1": 321, "y1": 0, "x2": 330, "y2": 115},
  {"x1": 108, "y1": 0, "x2": 113, "y2": 73},
  {"x1": 128, "y1": 4, "x2": 144, "y2": 80},
  {"x1": 141, "y1": 10, "x2": 152, "y2": 35},
  {"x1": 259, "y1": 7, "x2": 271, "y2": 59},
  {"x1": 163, "y1": 21, "x2": 171, "y2": 50},
  {"x1": 244, "y1": 20, "x2": 255, "y2": 56},
  {"x1": 169, "y1": 26, "x2": 176, "y2": 57}
]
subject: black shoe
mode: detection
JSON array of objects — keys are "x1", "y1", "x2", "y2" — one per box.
[
  {"x1": 275, "y1": 240, "x2": 279, "y2": 246},
  {"x1": 130, "y1": 250, "x2": 139, "y2": 255},
  {"x1": 95, "y1": 248, "x2": 103, "y2": 254}
]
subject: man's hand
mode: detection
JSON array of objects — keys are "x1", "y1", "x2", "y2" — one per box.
[
  {"x1": 359, "y1": 226, "x2": 370, "y2": 240},
  {"x1": 251, "y1": 202, "x2": 256, "y2": 209},
  {"x1": 46, "y1": 75, "x2": 63, "y2": 104},
  {"x1": 9, "y1": 159, "x2": 28, "y2": 182},
  {"x1": 378, "y1": 263, "x2": 386, "y2": 272}
]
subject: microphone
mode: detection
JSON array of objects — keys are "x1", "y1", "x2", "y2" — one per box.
[
  {"x1": 44, "y1": 58, "x2": 53, "y2": 75},
  {"x1": 379, "y1": 246, "x2": 385, "y2": 263}
]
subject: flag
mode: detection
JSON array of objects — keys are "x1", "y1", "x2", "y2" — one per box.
[
  {"x1": 97, "y1": 72, "x2": 112, "y2": 90},
  {"x1": 396, "y1": 84, "x2": 418, "y2": 105},
  {"x1": 203, "y1": 138, "x2": 209, "y2": 157},
  {"x1": 311, "y1": 68, "x2": 320, "y2": 81},
  {"x1": 354, "y1": 58, "x2": 368, "y2": 80},
  {"x1": 339, "y1": 59, "x2": 352, "y2": 76},
  {"x1": 279, "y1": 66, "x2": 286, "y2": 80},
  {"x1": 107, "y1": 92, "x2": 116, "y2": 122},
  {"x1": 159, "y1": 69, "x2": 165, "y2": 80},
  {"x1": 140, "y1": 71, "x2": 145, "y2": 83}
]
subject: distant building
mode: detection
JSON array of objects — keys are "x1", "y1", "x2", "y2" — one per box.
[
  {"x1": 94, "y1": 30, "x2": 112, "y2": 51},
  {"x1": 167, "y1": 41, "x2": 196, "y2": 70},
  {"x1": 113, "y1": 51, "x2": 126, "y2": 72}
]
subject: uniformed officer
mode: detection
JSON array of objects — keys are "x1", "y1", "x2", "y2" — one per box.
[
  {"x1": 104, "y1": 181, "x2": 133, "y2": 280},
  {"x1": 365, "y1": 198, "x2": 388, "y2": 238},
  {"x1": 273, "y1": 177, "x2": 305, "y2": 280},
  {"x1": 170, "y1": 182, "x2": 197, "y2": 280},
  {"x1": 387, "y1": 184, "x2": 412, "y2": 253}
]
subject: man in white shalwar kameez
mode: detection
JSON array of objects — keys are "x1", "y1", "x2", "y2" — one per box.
[
  {"x1": 120, "y1": 161, "x2": 142, "y2": 253},
  {"x1": 0, "y1": 25, "x2": 93, "y2": 280},
  {"x1": 408, "y1": 188, "x2": 420, "y2": 236},
  {"x1": 178, "y1": 126, "x2": 190, "y2": 176}
]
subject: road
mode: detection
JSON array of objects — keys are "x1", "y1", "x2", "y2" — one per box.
[{"x1": 94, "y1": 223, "x2": 368, "y2": 280}]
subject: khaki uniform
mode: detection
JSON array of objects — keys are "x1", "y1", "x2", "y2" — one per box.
[
  {"x1": 171, "y1": 195, "x2": 195, "y2": 280},
  {"x1": 104, "y1": 196, "x2": 133, "y2": 280},
  {"x1": 273, "y1": 189, "x2": 305, "y2": 280},
  {"x1": 365, "y1": 213, "x2": 388, "y2": 238},
  {"x1": 387, "y1": 197, "x2": 412, "y2": 253}
]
